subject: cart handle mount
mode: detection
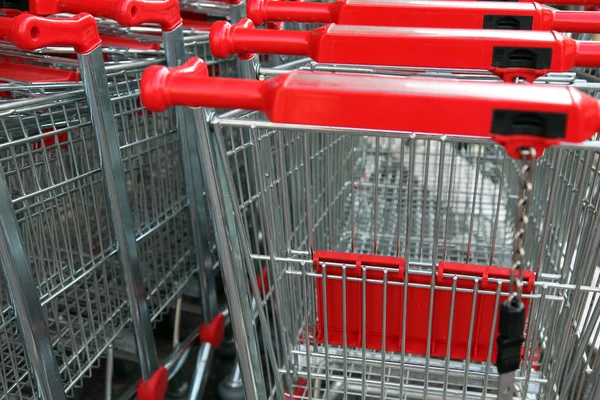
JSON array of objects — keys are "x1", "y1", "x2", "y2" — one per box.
[
  {"x1": 141, "y1": 57, "x2": 600, "y2": 159},
  {"x1": 0, "y1": 13, "x2": 101, "y2": 53}
]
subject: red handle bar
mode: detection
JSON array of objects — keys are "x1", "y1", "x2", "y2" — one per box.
[
  {"x1": 0, "y1": 13, "x2": 101, "y2": 53},
  {"x1": 247, "y1": 0, "x2": 600, "y2": 33},
  {"x1": 500, "y1": 0, "x2": 600, "y2": 5},
  {"x1": 210, "y1": 20, "x2": 600, "y2": 82},
  {"x1": 29, "y1": 0, "x2": 183, "y2": 31},
  {"x1": 141, "y1": 57, "x2": 600, "y2": 159}
]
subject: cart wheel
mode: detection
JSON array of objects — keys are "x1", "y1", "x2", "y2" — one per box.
[{"x1": 218, "y1": 380, "x2": 245, "y2": 400}]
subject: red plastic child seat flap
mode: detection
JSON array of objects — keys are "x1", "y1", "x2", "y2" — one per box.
[
  {"x1": 100, "y1": 35, "x2": 161, "y2": 51},
  {"x1": 0, "y1": 60, "x2": 79, "y2": 82},
  {"x1": 314, "y1": 251, "x2": 535, "y2": 363}
]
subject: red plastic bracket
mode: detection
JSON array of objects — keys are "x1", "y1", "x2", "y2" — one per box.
[
  {"x1": 199, "y1": 312, "x2": 226, "y2": 348},
  {"x1": 182, "y1": 18, "x2": 213, "y2": 31},
  {"x1": 313, "y1": 251, "x2": 535, "y2": 363},
  {"x1": 136, "y1": 366, "x2": 168, "y2": 400},
  {"x1": 0, "y1": 61, "x2": 79, "y2": 82},
  {"x1": 100, "y1": 35, "x2": 161, "y2": 51}
]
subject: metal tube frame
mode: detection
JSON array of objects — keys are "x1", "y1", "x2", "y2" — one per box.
[{"x1": 78, "y1": 48, "x2": 160, "y2": 380}]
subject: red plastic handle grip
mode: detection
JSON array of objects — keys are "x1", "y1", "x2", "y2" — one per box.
[
  {"x1": 210, "y1": 19, "x2": 310, "y2": 59},
  {"x1": 210, "y1": 21, "x2": 600, "y2": 82},
  {"x1": 248, "y1": 0, "x2": 342, "y2": 25},
  {"x1": 0, "y1": 13, "x2": 101, "y2": 53},
  {"x1": 550, "y1": 10, "x2": 600, "y2": 32},
  {"x1": 141, "y1": 57, "x2": 600, "y2": 158},
  {"x1": 30, "y1": 0, "x2": 182, "y2": 32},
  {"x1": 248, "y1": 0, "x2": 600, "y2": 33},
  {"x1": 142, "y1": 57, "x2": 265, "y2": 111}
]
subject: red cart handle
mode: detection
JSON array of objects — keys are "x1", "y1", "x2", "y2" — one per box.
[
  {"x1": 210, "y1": 20, "x2": 600, "y2": 82},
  {"x1": 0, "y1": 13, "x2": 101, "y2": 53},
  {"x1": 247, "y1": 0, "x2": 600, "y2": 33},
  {"x1": 141, "y1": 57, "x2": 600, "y2": 158},
  {"x1": 520, "y1": 0, "x2": 600, "y2": 5},
  {"x1": 29, "y1": 0, "x2": 182, "y2": 32}
]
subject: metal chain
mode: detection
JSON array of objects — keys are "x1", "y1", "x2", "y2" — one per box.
[{"x1": 510, "y1": 148, "x2": 536, "y2": 304}]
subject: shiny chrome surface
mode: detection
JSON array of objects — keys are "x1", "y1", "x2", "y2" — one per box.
[
  {"x1": 192, "y1": 107, "x2": 269, "y2": 400},
  {"x1": 79, "y1": 48, "x2": 160, "y2": 380},
  {"x1": 0, "y1": 159, "x2": 66, "y2": 400}
]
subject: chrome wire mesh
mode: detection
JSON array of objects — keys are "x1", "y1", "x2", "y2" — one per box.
[
  {"x1": 0, "y1": 274, "x2": 37, "y2": 400},
  {"x1": 107, "y1": 64, "x2": 196, "y2": 321},
  {"x1": 0, "y1": 90, "x2": 129, "y2": 395}
]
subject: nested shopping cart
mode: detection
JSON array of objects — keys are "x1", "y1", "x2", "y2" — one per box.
[
  {"x1": 0, "y1": 8, "x2": 225, "y2": 400},
  {"x1": 0, "y1": 13, "x2": 148, "y2": 400},
  {"x1": 141, "y1": 56, "x2": 600, "y2": 400}
]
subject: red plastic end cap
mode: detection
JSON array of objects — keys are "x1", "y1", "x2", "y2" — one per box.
[
  {"x1": 117, "y1": 0, "x2": 183, "y2": 31},
  {"x1": 492, "y1": 134, "x2": 550, "y2": 160},
  {"x1": 136, "y1": 366, "x2": 168, "y2": 400},
  {"x1": 140, "y1": 57, "x2": 208, "y2": 112},
  {"x1": 140, "y1": 65, "x2": 172, "y2": 112},
  {"x1": 9, "y1": 13, "x2": 101, "y2": 53},
  {"x1": 199, "y1": 313, "x2": 226, "y2": 348},
  {"x1": 210, "y1": 18, "x2": 255, "y2": 59},
  {"x1": 246, "y1": 0, "x2": 267, "y2": 26}
]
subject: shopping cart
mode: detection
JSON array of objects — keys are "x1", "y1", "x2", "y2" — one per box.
[
  {"x1": 0, "y1": 4, "x2": 232, "y2": 400},
  {"x1": 0, "y1": 13, "x2": 140, "y2": 400},
  {"x1": 141, "y1": 58, "x2": 600, "y2": 399},
  {"x1": 0, "y1": 10, "x2": 221, "y2": 400},
  {"x1": 245, "y1": 0, "x2": 600, "y2": 31}
]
